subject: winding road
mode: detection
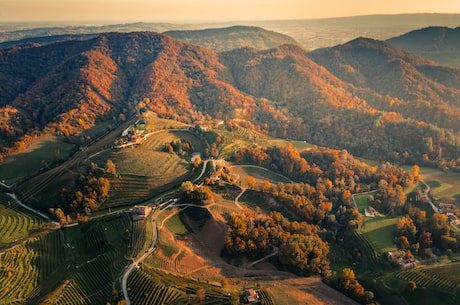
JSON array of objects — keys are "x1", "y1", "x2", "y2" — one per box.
[{"x1": 120, "y1": 159, "x2": 211, "y2": 304}]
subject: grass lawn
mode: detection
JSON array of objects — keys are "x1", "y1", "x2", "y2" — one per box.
[
  {"x1": 231, "y1": 164, "x2": 293, "y2": 186},
  {"x1": 265, "y1": 138, "x2": 314, "y2": 150},
  {"x1": 361, "y1": 216, "x2": 398, "y2": 253},
  {"x1": 0, "y1": 134, "x2": 75, "y2": 183},
  {"x1": 165, "y1": 213, "x2": 189, "y2": 236},
  {"x1": 403, "y1": 166, "x2": 460, "y2": 203},
  {"x1": 354, "y1": 192, "x2": 376, "y2": 212},
  {"x1": 243, "y1": 166, "x2": 293, "y2": 183}
]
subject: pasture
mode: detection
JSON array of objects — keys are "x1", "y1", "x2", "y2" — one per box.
[
  {"x1": 165, "y1": 213, "x2": 190, "y2": 236},
  {"x1": 360, "y1": 216, "x2": 399, "y2": 253},
  {"x1": 230, "y1": 164, "x2": 293, "y2": 186},
  {"x1": 0, "y1": 134, "x2": 75, "y2": 183}
]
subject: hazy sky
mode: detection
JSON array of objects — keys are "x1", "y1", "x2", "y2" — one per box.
[{"x1": 2, "y1": 0, "x2": 460, "y2": 22}]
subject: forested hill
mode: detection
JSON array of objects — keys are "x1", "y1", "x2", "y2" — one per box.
[
  {"x1": 164, "y1": 25, "x2": 299, "y2": 52},
  {"x1": 387, "y1": 26, "x2": 460, "y2": 67},
  {"x1": 1, "y1": 31, "x2": 460, "y2": 169},
  {"x1": 308, "y1": 37, "x2": 460, "y2": 130}
]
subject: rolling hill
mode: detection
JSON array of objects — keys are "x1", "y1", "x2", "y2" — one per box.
[
  {"x1": 388, "y1": 26, "x2": 460, "y2": 67},
  {"x1": 164, "y1": 25, "x2": 299, "y2": 51},
  {"x1": 1, "y1": 31, "x2": 460, "y2": 168}
]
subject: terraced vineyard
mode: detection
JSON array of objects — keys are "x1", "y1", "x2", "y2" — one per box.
[
  {"x1": 99, "y1": 129, "x2": 209, "y2": 208},
  {"x1": 396, "y1": 264, "x2": 460, "y2": 305},
  {"x1": 128, "y1": 267, "x2": 236, "y2": 305},
  {"x1": 128, "y1": 219, "x2": 147, "y2": 257},
  {"x1": 256, "y1": 288, "x2": 277, "y2": 305},
  {"x1": 0, "y1": 230, "x2": 66, "y2": 304},
  {"x1": 0, "y1": 194, "x2": 45, "y2": 245},
  {"x1": 54, "y1": 280, "x2": 90, "y2": 305},
  {"x1": 397, "y1": 264, "x2": 460, "y2": 292},
  {"x1": 127, "y1": 269, "x2": 189, "y2": 305},
  {"x1": 106, "y1": 174, "x2": 184, "y2": 207},
  {"x1": 43, "y1": 212, "x2": 146, "y2": 304},
  {"x1": 353, "y1": 231, "x2": 384, "y2": 268}
]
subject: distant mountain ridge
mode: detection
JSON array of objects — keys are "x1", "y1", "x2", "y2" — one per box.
[
  {"x1": 1, "y1": 31, "x2": 460, "y2": 168},
  {"x1": 0, "y1": 33, "x2": 99, "y2": 49},
  {"x1": 2, "y1": 13, "x2": 460, "y2": 50},
  {"x1": 164, "y1": 26, "x2": 299, "y2": 51},
  {"x1": 388, "y1": 26, "x2": 460, "y2": 67}
]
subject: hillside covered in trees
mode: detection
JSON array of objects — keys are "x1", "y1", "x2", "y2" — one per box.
[
  {"x1": 387, "y1": 26, "x2": 460, "y2": 67},
  {"x1": 1, "y1": 31, "x2": 460, "y2": 169},
  {"x1": 165, "y1": 25, "x2": 299, "y2": 52}
]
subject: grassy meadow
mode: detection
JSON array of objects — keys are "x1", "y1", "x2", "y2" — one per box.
[{"x1": 0, "y1": 135, "x2": 75, "y2": 184}]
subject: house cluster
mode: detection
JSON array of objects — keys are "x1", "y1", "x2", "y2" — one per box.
[
  {"x1": 116, "y1": 120, "x2": 149, "y2": 148},
  {"x1": 386, "y1": 251, "x2": 416, "y2": 269},
  {"x1": 129, "y1": 205, "x2": 152, "y2": 221},
  {"x1": 438, "y1": 200, "x2": 460, "y2": 225}
]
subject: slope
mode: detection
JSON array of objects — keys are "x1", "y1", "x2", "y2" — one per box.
[
  {"x1": 164, "y1": 25, "x2": 299, "y2": 52},
  {"x1": 388, "y1": 26, "x2": 460, "y2": 67}
]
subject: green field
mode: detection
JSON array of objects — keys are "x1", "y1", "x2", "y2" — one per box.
[
  {"x1": 361, "y1": 216, "x2": 399, "y2": 253},
  {"x1": 231, "y1": 164, "x2": 293, "y2": 186},
  {"x1": 354, "y1": 192, "x2": 375, "y2": 213},
  {"x1": 0, "y1": 135, "x2": 75, "y2": 183},
  {"x1": 354, "y1": 192, "x2": 398, "y2": 257},
  {"x1": 165, "y1": 213, "x2": 190, "y2": 236},
  {"x1": 403, "y1": 166, "x2": 460, "y2": 203}
]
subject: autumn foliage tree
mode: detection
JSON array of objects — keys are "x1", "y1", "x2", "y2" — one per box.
[{"x1": 57, "y1": 160, "x2": 117, "y2": 222}]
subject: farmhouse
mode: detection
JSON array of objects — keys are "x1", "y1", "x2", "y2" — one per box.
[
  {"x1": 399, "y1": 257, "x2": 416, "y2": 269},
  {"x1": 129, "y1": 205, "x2": 152, "y2": 221},
  {"x1": 209, "y1": 174, "x2": 220, "y2": 183},
  {"x1": 242, "y1": 288, "x2": 259, "y2": 303},
  {"x1": 364, "y1": 206, "x2": 379, "y2": 217}
]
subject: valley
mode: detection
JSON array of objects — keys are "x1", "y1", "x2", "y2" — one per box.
[{"x1": 0, "y1": 20, "x2": 460, "y2": 305}]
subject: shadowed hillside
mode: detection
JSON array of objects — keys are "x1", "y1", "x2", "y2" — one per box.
[
  {"x1": 1, "y1": 32, "x2": 460, "y2": 168},
  {"x1": 388, "y1": 26, "x2": 460, "y2": 67}
]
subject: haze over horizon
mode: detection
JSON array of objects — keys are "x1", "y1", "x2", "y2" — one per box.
[{"x1": 2, "y1": 0, "x2": 460, "y2": 23}]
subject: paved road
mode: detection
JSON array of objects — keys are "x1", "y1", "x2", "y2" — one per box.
[
  {"x1": 5, "y1": 193, "x2": 52, "y2": 222},
  {"x1": 419, "y1": 180, "x2": 439, "y2": 214},
  {"x1": 121, "y1": 198, "x2": 177, "y2": 305}
]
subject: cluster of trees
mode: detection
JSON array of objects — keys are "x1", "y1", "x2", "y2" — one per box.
[
  {"x1": 235, "y1": 145, "x2": 420, "y2": 194},
  {"x1": 181, "y1": 181, "x2": 215, "y2": 202},
  {"x1": 224, "y1": 207, "x2": 330, "y2": 276},
  {"x1": 227, "y1": 144, "x2": 429, "y2": 303},
  {"x1": 394, "y1": 210, "x2": 458, "y2": 254},
  {"x1": 326, "y1": 268, "x2": 377, "y2": 305},
  {"x1": 163, "y1": 139, "x2": 194, "y2": 156},
  {"x1": 53, "y1": 160, "x2": 118, "y2": 223}
]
